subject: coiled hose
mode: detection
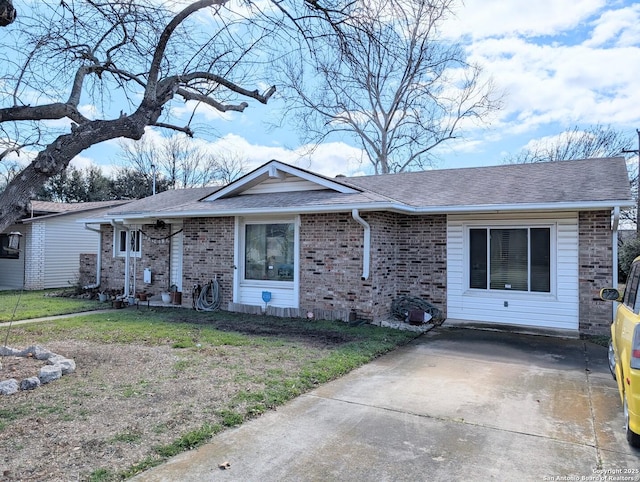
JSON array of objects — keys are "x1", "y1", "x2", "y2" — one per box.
[{"x1": 195, "y1": 278, "x2": 221, "y2": 312}]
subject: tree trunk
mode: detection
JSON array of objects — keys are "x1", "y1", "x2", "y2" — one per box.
[
  {"x1": 0, "y1": 0, "x2": 16, "y2": 27},
  {"x1": 0, "y1": 112, "x2": 150, "y2": 232}
]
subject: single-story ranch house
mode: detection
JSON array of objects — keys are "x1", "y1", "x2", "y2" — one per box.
[{"x1": 82, "y1": 157, "x2": 633, "y2": 337}]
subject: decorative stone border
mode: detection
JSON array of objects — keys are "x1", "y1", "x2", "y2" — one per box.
[{"x1": 0, "y1": 345, "x2": 76, "y2": 396}]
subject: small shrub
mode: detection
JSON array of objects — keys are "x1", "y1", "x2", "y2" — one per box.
[{"x1": 619, "y1": 236, "x2": 640, "y2": 281}]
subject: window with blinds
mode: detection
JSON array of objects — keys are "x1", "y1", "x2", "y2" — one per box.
[{"x1": 469, "y1": 227, "x2": 551, "y2": 293}]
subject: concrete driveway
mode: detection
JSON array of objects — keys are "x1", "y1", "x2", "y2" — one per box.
[{"x1": 134, "y1": 327, "x2": 640, "y2": 481}]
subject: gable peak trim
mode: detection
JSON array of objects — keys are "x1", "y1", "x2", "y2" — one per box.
[{"x1": 202, "y1": 160, "x2": 360, "y2": 201}]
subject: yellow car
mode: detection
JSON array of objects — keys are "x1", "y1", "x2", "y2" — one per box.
[{"x1": 601, "y1": 256, "x2": 640, "y2": 447}]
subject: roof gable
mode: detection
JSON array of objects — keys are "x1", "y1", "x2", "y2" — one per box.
[{"x1": 202, "y1": 160, "x2": 360, "y2": 201}]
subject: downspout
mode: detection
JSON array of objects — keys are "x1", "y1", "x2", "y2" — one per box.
[
  {"x1": 352, "y1": 209, "x2": 370, "y2": 280},
  {"x1": 83, "y1": 223, "x2": 102, "y2": 289},
  {"x1": 111, "y1": 220, "x2": 130, "y2": 297},
  {"x1": 612, "y1": 206, "x2": 620, "y2": 323}
]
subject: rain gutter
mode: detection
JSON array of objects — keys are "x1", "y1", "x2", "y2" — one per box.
[{"x1": 351, "y1": 209, "x2": 370, "y2": 280}]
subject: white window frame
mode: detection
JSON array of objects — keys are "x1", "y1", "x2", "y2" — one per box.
[
  {"x1": 465, "y1": 222, "x2": 556, "y2": 296},
  {"x1": 237, "y1": 217, "x2": 297, "y2": 286},
  {"x1": 113, "y1": 227, "x2": 142, "y2": 258}
]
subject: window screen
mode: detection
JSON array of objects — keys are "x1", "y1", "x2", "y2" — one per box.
[{"x1": 469, "y1": 227, "x2": 551, "y2": 293}]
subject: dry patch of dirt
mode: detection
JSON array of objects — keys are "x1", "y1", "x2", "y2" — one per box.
[
  {"x1": 0, "y1": 337, "x2": 329, "y2": 481},
  {"x1": 0, "y1": 355, "x2": 48, "y2": 382}
]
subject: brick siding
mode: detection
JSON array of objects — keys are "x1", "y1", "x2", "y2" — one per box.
[
  {"x1": 299, "y1": 213, "x2": 373, "y2": 318},
  {"x1": 299, "y1": 212, "x2": 447, "y2": 321},
  {"x1": 182, "y1": 217, "x2": 235, "y2": 308},
  {"x1": 79, "y1": 253, "x2": 97, "y2": 287},
  {"x1": 578, "y1": 210, "x2": 614, "y2": 336},
  {"x1": 24, "y1": 222, "x2": 45, "y2": 290},
  {"x1": 100, "y1": 223, "x2": 172, "y2": 296},
  {"x1": 96, "y1": 209, "x2": 609, "y2": 336}
]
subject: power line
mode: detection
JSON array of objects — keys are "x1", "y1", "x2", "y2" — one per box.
[{"x1": 622, "y1": 130, "x2": 640, "y2": 233}]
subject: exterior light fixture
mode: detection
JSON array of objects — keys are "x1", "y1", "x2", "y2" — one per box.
[{"x1": 7, "y1": 231, "x2": 22, "y2": 252}]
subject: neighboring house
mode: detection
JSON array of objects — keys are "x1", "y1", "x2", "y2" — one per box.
[
  {"x1": 84, "y1": 158, "x2": 633, "y2": 337},
  {"x1": 0, "y1": 200, "x2": 130, "y2": 290}
]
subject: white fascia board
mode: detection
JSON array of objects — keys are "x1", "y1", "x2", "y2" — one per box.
[
  {"x1": 93, "y1": 199, "x2": 634, "y2": 223},
  {"x1": 75, "y1": 216, "x2": 112, "y2": 224},
  {"x1": 203, "y1": 160, "x2": 359, "y2": 201},
  {"x1": 412, "y1": 200, "x2": 634, "y2": 214}
]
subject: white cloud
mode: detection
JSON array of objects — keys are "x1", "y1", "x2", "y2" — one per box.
[
  {"x1": 445, "y1": 0, "x2": 605, "y2": 40},
  {"x1": 464, "y1": 34, "x2": 640, "y2": 138},
  {"x1": 199, "y1": 133, "x2": 368, "y2": 177},
  {"x1": 586, "y1": 3, "x2": 640, "y2": 47}
]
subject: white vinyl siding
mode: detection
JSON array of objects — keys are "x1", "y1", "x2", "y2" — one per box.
[
  {"x1": 0, "y1": 224, "x2": 27, "y2": 289},
  {"x1": 241, "y1": 176, "x2": 328, "y2": 195},
  {"x1": 447, "y1": 213, "x2": 579, "y2": 332},
  {"x1": 234, "y1": 216, "x2": 300, "y2": 309},
  {"x1": 170, "y1": 223, "x2": 183, "y2": 291},
  {"x1": 43, "y1": 214, "x2": 100, "y2": 288}
]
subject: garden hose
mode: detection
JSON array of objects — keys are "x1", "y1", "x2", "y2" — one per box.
[{"x1": 195, "y1": 278, "x2": 221, "y2": 312}]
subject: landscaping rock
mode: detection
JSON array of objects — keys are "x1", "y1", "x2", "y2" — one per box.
[
  {"x1": 18, "y1": 345, "x2": 55, "y2": 360},
  {"x1": 39, "y1": 365, "x2": 62, "y2": 384},
  {"x1": 0, "y1": 346, "x2": 21, "y2": 356},
  {"x1": 0, "y1": 378, "x2": 19, "y2": 395},
  {"x1": 49, "y1": 355, "x2": 76, "y2": 375},
  {"x1": 1, "y1": 345, "x2": 76, "y2": 395},
  {"x1": 20, "y1": 377, "x2": 41, "y2": 391}
]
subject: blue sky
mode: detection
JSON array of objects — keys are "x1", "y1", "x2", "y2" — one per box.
[{"x1": 70, "y1": 0, "x2": 640, "y2": 178}]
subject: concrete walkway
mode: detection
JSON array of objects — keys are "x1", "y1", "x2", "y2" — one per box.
[
  {"x1": 132, "y1": 327, "x2": 640, "y2": 482},
  {"x1": 3, "y1": 309, "x2": 114, "y2": 327}
]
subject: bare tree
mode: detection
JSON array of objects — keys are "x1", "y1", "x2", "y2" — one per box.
[
  {"x1": 119, "y1": 135, "x2": 250, "y2": 188},
  {"x1": 161, "y1": 135, "x2": 218, "y2": 189},
  {"x1": 503, "y1": 125, "x2": 633, "y2": 164},
  {"x1": 212, "y1": 149, "x2": 249, "y2": 184},
  {"x1": 118, "y1": 134, "x2": 219, "y2": 189},
  {"x1": 505, "y1": 124, "x2": 637, "y2": 228},
  {"x1": 281, "y1": 0, "x2": 499, "y2": 174},
  {"x1": 0, "y1": 0, "x2": 347, "y2": 232}
]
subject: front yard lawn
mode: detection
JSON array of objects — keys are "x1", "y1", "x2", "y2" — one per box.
[
  {"x1": 0, "y1": 307, "x2": 419, "y2": 481},
  {"x1": 0, "y1": 289, "x2": 102, "y2": 322}
]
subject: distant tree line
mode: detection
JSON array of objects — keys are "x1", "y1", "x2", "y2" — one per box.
[
  {"x1": 34, "y1": 165, "x2": 168, "y2": 202},
  {"x1": 0, "y1": 134, "x2": 248, "y2": 202}
]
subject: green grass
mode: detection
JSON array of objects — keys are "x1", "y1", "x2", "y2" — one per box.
[
  {"x1": 2, "y1": 306, "x2": 420, "y2": 480},
  {"x1": 0, "y1": 289, "x2": 102, "y2": 322},
  {"x1": 111, "y1": 431, "x2": 143, "y2": 444}
]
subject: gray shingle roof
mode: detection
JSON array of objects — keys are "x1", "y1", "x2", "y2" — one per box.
[
  {"x1": 93, "y1": 157, "x2": 632, "y2": 220},
  {"x1": 344, "y1": 157, "x2": 632, "y2": 207},
  {"x1": 104, "y1": 186, "x2": 219, "y2": 216},
  {"x1": 29, "y1": 200, "x2": 130, "y2": 215}
]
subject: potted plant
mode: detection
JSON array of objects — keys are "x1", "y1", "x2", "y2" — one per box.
[{"x1": 161, "y1": 291, "x2": 171, "y2": 303}]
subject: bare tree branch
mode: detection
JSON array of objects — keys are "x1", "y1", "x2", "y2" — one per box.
[
  {"x1": 280, "y1": 0, "x2": 500, "y2": 174},
  {"x1": 0, "y1": 0, "x2": 320, "y2": 231}
]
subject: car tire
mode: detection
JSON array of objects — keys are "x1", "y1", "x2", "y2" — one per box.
[
  {"x1": 624, "y1": 397, "x2": 640, "y2": 448},
  {"x1": 608, "y1": 340, "x2": 617, "y2": 380}
]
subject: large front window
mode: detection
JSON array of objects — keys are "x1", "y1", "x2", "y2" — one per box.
[
  {"x1": 469, "y1": 227, "x2": 551, "y2": 293},
  {"x1": 244, "y1": 223, "x2": 294, "y2": 281}
]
